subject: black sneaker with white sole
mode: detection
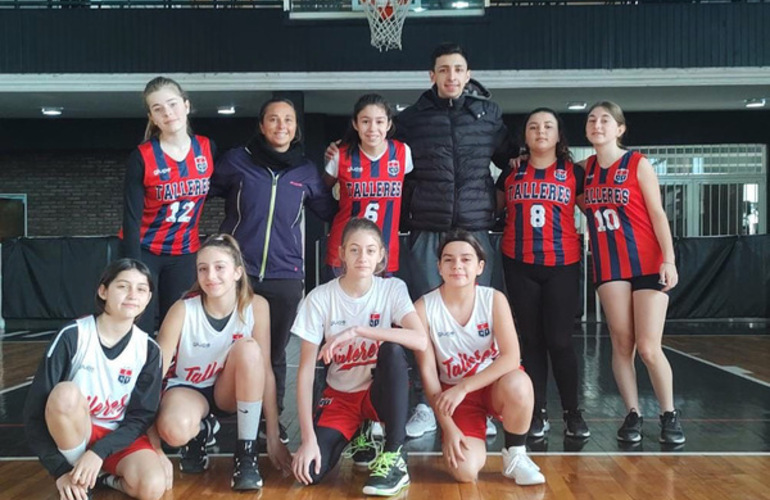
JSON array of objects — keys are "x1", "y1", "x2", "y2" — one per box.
[
  {"x1": 231, "y1": 440, "x2": 263, "y2": 490},
  {"x1": 344, "y1": 421, "x2": 380, "y2": 467},
  {"x1": 563, "y1": 409, "x2": 591, "y2": 438},
  {"x1": 362, "y1": 447, "x2": 410, "y2": 496},
  {"x1": 258, "y1": 420, "x2": 289, "y2": 445},
  {"x1": 617, "y1": 409, "x2": 643, "y2": 443},
  {"x1": 528, "y1": 408, "x2": 550, "y2": 438},
  {"x1": 659, "y1": 409, "x2": 686, "y2": 445},
  {"x1": 204, "y1": 413, "x2": 220, "y2": 447},
  {"x1": 180, "y1": 426, "x2": 209, "y2": 473}
]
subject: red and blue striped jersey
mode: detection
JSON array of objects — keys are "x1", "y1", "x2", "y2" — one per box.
[
  {"x1": 122, "y1": 135, "x2": 213, "y2": 256},
  {"x1": 583, "y1": 151, "x2": 663, "y2": 283},
  {"x1": 499, "y1": 160, "x2": 582, "y2": 266},
  {"x1": 326, "y1": 140, "x2": 410, "y2": 273}
]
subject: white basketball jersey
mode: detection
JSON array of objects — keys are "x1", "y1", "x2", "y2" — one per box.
[
  {"x1": 423, "y1": 286, "x2": 499, "y2": 385},
  {"x1": 166, "y1": 295, "x2": 254, "y2": 389},
  {"x1": 292, "y1": 276, "x2": 415, "y2": 393},
  {"x1": 68, "y1": 316, "x2": 152, "y2": 430}
]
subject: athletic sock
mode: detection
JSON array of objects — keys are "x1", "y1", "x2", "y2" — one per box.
[
  {"x1": 59, "y1": 439, "x2": 87, "y2": 466},
  {"x1": 236, "y1": 400, "x2": 262, "y2": 441},
  {"x1": 504, "y1": 431, "x2": 527, "y2": 448}
]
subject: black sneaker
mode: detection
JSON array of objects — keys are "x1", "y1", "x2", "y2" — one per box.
[
  {"x1": 180, "y1": 425, "x2": 209, "y2": 473},
  {"x1": 528, "y1": 408, "x2": 550, "y2": 438},
  {"x1": 362, "y1": 447, "x2": 410, "y2": 496},
  {"x1": 231, "y1": 440, "x2": 263, "y2": 490},
  {"x1": 258, "y1": 420, "x2": 289, "y2": 445},
  {"x1": 344, "y1": 421, "x2": 381, "y2": 467},
  {"x1": 617, "y1": 409, "x2": 643, "y2": 443},
  {"x1": 563, "y1": 409, "x2": 591, "y2": 438},
  {"x1": 659, "y1": 409, "x2": 686, "y2": 445},
  {"x1": 204, "y1": 413, "x2": 220, "y2": 447},
  {"x1": 96, "y1": 473, "x2": 123, "y2": 493}
]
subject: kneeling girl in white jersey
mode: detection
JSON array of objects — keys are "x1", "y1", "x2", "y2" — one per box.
[
  {"x1": 154, "y1": 234, "x2": 291, "y2": 490},
  {"x1": 414, "y1": 230, "x2": 545, "y2": 485},
  {"x1": 24, "y1": 258, "x2": 166, "y2": 500},
  {"x1": 291, "y1": 218, "x2": 427, "y2": 496}
]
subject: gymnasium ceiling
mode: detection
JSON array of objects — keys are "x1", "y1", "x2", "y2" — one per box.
[{"x1": 0, "y1": 68, "x2": 768, "y2": 118}]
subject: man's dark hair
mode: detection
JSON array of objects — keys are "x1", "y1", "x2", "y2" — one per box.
[{"x1": 430, "y1": 43, "x2": 469, "y2": 70}]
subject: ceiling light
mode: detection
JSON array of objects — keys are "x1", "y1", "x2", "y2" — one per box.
[
  {"x1": 217, "y1": 106, "x2": 236, "y2": 115},
  {"x1": 567, "y1": 101, "x2": 587, "y2": 111},
  {"x1": 451, "y1": 1, "x2": 469, "y2": 8},
  {"x1": 744, "y1": 98, "x2": 766, "y2": 109},
  {"x1": 41, "y1": 107, "x2": 63, "y2": 116}
]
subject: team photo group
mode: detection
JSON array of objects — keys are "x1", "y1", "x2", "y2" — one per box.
[{"x1": 23, "y1": 42, "x2": 684, "y2": 500}]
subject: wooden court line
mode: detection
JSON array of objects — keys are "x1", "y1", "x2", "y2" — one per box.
[
  {"x1": 0, "y1": 330, "x2": 31, "y2": 339},
  {"x1": 663, "y1": 345, "x2": 770, "y2": 389},
  {"x1": 23, "y1": 330, "x2": 57, "y2": 338},
  {"x1": 0, "y1": 381, "x2": 32, "y2": 395}
]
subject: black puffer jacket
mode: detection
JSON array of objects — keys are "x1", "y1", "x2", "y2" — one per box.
[{"x1": 396, "y1": 79, "x2": 516, "y2": 232}]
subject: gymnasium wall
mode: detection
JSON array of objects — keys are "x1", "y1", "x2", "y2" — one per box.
[
  {"x1": 1, "y1": 4, "x2": 768, "y2": 72},
  {"x1": 1, "y1": 109, "x2": 769, "y2": 237}
]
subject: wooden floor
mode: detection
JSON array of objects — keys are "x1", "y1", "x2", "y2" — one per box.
[
  {"x1": 2, "y1": 323, "x2": 770, "y2": 499},
  {"x1": 2, "y1": 455, "x2": 770, "y2": 500}
]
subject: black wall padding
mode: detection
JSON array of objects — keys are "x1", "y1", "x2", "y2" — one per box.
[
  {"x1": 2, "y1": 237, "x2": 119, "y2": 319},
  {"x1": 2, "y1": 235, "x2": 768, "y2": 320},
  {"x1": 668, "y1": 235, "x2": 769, "y2": 319}
]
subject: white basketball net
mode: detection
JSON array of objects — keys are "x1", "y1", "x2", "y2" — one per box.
[{"x1": 360, "y1": 0, "x2": 411, "y2": 52}]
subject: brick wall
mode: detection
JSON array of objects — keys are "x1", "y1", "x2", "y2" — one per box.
[{"x1": 0, "y1": 150, "x2": 224, "y2": 237}]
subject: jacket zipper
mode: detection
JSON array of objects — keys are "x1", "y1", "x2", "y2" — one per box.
[
  {"x1": 259, "y1": 169, "x2": 280, "y2": 281},
  {"x1": 450, "y1": 104, "x2": 460, "y2": 228},
  {"x1": 231, "y1": 180, "x2": 244, "y2": 237}
]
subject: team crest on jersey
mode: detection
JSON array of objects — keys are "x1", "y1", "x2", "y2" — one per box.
[
  {"x1": 118, "y1": 367, "x2": 133, "y2": 385},
  {"x1": 387, "y1": 160, "x2": 400, "y2": 177},
  {"x1": 554, "y1": 169, "x2": 568, "y2": 182},
  {"x1": 194, "y1": 155, "x2": 209, "y2": 174},
  {"x1": 477, "y1": 322, "x2": 491, "y2": 338},
  {"x1": 369, "y1": 313, "x2": 381, "y2": 327},
  {"x1": 232, "y1": 332, "x2": 244, "y2": 342},
  {"x1": 614, "y1": 170, "x2": 628, "y2": 184}
]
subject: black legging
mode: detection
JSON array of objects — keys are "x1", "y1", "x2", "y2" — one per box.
[
  {"x1": 250, "y1": 277, "x2": 304, "y2": 415},
  {"x1": 307, "y1": 342, "x2": 409, "y2": 485},
  {"x1": 503, "y1": 256, "x2": 580, "y2": 412},
  {"x1": 136, "y1": 250, "x2": 197, "y2": 335}
]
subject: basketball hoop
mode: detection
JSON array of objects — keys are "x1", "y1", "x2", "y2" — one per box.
[{"x1": 359, "y1": 0, "x2": 411, "y2": 52}]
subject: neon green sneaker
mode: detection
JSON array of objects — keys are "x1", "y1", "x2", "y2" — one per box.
[{"x1": 362, "y1": 446, "x2": 409, "y2": 496}]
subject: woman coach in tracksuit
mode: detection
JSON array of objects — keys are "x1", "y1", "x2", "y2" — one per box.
[{"x1": 210, "y1": 97, "x2": 336, "y2": 441}]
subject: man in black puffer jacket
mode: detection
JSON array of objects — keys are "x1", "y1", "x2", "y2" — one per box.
[
  {"x1": 396, "y1": 43, "x2": 518, "y2": 300},
  {"x1": 396, "y1": 43, "x2": 519, "y2": 440}
]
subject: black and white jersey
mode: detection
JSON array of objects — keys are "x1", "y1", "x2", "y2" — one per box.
[{"x1": 23, "y1": 316, "x2": 162, "y2": 479}]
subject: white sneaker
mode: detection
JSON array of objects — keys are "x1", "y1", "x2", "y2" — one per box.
[
  {"x1": 501, "y1": 447, "x2": 545, "y2": 486},
  {"x1": 486, "y1": 416, "x2": 498, "y2": 437},
  {"x1": 371, "y1": 421, "x2": 385, "y2": 439},
  {"x1": 405, "y1": 404, "x2": 437, "y2": 438}
]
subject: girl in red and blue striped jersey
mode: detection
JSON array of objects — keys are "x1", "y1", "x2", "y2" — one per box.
[
  {"x1": 581, "y1": 101, "x2": 684, "y2": 445},
  {"x1": 120, "y1": 76, "x2": 215, "y2": 335},
  {"x1": 324, "y1": 94, "x2": 413, "y2": 278},
  {"x1": 495, "y1": 108, "x2": 589, "y2": 440}
]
